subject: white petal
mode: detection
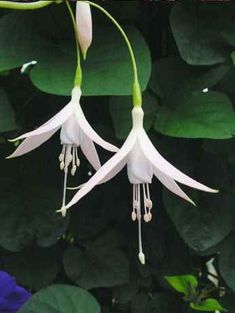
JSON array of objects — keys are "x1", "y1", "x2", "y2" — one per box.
[
  {"x1": 127, "y1": 142, "x2": 153, "y2": 184},
  {"x1": 10, "y1": 103, "x2": 74, "y2": 141},
  {"x1": 7, "y1": 127, "x2": 59, "y2": 158},
  {"x1": 138, "y1": 131, "x2": 218, "y2": 193},
  {"x1": 64, "y1": 131, "x2": 136, "y2": 210},
  {"x1": 76, "y1": 1, "x2": 92, "y2": 59},
  {"x1": 60, "y1": 113, "x2": 80, "y2": 145},
  {"x1": 74, "y1": 104, "x2": 119, "y2": 153},
  {"x1": 153, "y1": 167, "x2": 195, "y2": 205},
  {"x1": 80, "y1": 132, "x2": 101, "y2": 170}
]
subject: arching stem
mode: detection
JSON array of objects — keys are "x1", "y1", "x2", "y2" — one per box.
[
  {"x1": 0, "y1": 1, "x2": 54, "y2": 10},
  {"x1": 84, "y1": 1, "x2": 142, "y2": 107}
]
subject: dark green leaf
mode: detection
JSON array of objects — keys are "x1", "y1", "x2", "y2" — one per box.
[
  {"x1": 63, "y1": 245, "x2": 129, "y2": 289},
  {"x1": 170, "y1": 2, "x2": 235, "y2": 65},
  {"x1": 2, "y1": 245, "x2": 62, "y2": 290},
  {"x1": 131, "y1": 292, "x2": 150, "y2": 313},
  {"x1": 164, "y1": 190, "x2": 233, "y2": 252},
  {"x1": 0, "y1": 89, "x2": 17, "y2": 132},
  {"x1": 219, "y1": 233, "x2": 235, "y2": 292},
  {"x1": 0, "y1": 186, "x2": 68, "y2": 251},
  {"x1": 149, "y1": 58, "x2": 230, "y2": 101},
  {"x1": 19, "y1": 284, "x2": 101, "y2": 313},
  {"x1": 113, "y1": 283, "x2": 139, "y2": 304},
  {"x1": 150, "y1": 293, "x2": 182, "y2": 313}
]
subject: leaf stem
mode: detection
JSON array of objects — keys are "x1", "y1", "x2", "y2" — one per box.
[
  {"x1": 0, "y1": 1, "x2": 54, "y2": 10},
  {"x1": 65, "y1": 1, "x2": 82, "y2": 87},
  {"x1": 84, "y1": 0, "x2": 142, "y2": 107}
]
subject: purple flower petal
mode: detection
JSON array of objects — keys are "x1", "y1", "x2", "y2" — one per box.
[{"x1": 0, "y1": 271, "x2": 31, "y2": 312}]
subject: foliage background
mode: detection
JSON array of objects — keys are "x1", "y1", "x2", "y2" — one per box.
[{"x1": 0, "y1": 0, "x2": 235, "y2": 312}]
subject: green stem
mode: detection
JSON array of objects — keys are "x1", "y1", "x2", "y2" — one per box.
[
  {"x1": 84, "y1": 0, "x2": 142, "y2": 107},
  {"x1": 0, "y1": 1, "x2": 54, "y2": 10},
  {"x1": 65, "y1": 1, "x2": 82, "y2": 87}
]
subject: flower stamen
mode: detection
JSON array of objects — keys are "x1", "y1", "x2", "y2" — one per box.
[
  {"x1": 59, "y1": 144, "x2": 80, "y2": 217},
  {"x1": 132, "y1": 183, "x2": 153, "y2": 265}
]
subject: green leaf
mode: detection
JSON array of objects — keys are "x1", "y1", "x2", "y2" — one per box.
[
  {"x1": 190, "y1": 299, "x2": 226, "y2": 312},
  {"x1": 63, "y1": 245, "x2": 129, "y2": 289},
  {"x1": 170, "y1": 2, "x2": 235, "y2": 65},
  {"x1": 154, "y1": 91, "x2": 235, "y2": 139},
  {"x1": 165, "y1": 275, "x2": 198, "y2": 295},
  {"x1": 19, "y1": 284, "x2": 100, "y2": 313},
  {"x1": 0, "y1": 9, "x2": 151, "y2": 96},
  {"x1": 2, "y1": 245, "x2": 62, "y2": 290},
  {"x1": 0, "y1": 89, "x2": 17, "y2": 132},
  {"x1": 110, "y1": 92, "x2": 158, "y2": 140},
  {"x1": 149, "y1": 58, "x2": 232, "y2": 139}
]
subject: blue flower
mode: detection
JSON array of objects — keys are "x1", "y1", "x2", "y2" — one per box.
[{"x1": 0, "y1": 271, "x2": 31, "y2": 313}]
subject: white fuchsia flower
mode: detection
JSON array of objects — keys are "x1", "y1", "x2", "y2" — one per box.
[
  {"x1": 8, "y1": 87, "x2": 118, "y2": 216},
  {"x1": 76, "y1": 1, "x2": 92, "y2": 59},
  {"x1": 60, "y1": 106, "x2": 218, "y2": 264}
]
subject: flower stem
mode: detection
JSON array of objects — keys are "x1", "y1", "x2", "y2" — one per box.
[
  {"x1": 84, "y1": 0, "x2": 142, "y2": 107},
  {"x1": 65, "y1": 1, "x2": 82, "y2": 87},
  {"x1": 0, "y1": 1, "x2": 54, "y2": 10}
]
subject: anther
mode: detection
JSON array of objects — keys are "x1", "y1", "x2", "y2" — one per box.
[
  {"x1": 131, "y1": 211, "x2": 137, "y2": 221},
  {"x1": 59, "y1": 153, "x2": 64, "y2": 162},
  {"x1": 145, "y1": 199, "x2": 153, "y2": 210},
  {"x1": 76, "y1": 158, "x2": 80, "y2": 167},
  {"x1": 144, "y1": 213, "x2": 150, "y2": 223}
]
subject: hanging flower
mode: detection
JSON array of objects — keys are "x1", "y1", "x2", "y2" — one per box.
[
  {"x1": 8, "y1": 87, "x2": 118, "y2": 216},
  {"x1": 0, "y1": 271, "x2": 31, "y2": 313},
  {"x1": 59, "y1": 106, "x2": 218, "y2": 265},
  {"x1": 76, "y1": 1, "x2": 92, "y2": 59}
]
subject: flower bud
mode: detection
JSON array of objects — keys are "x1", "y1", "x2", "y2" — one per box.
[{"x1": 76, "y1": 1, "x2": 92, "y2": 60}]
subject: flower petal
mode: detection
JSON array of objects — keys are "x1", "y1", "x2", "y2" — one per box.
[
  {"x1": 76, "y1": 1, "x2": 92, "y2": 59},
  {"x1": 75, "y1": 104, "x2": 119, "y2": 153},
  {"x1": 10, "y1": 103, "x2": 73, "y2": 141},
  {"x1": 7, "y1": 128, "x2": 59, "y2": 158},
  {"x1": 153, "y1": 167, "x2": 195, "y2": 205},
  {"x1": 139, "y1": 131, "x2": 218, "y2": 193},
  {"x1": 64, "y1": 131, "x2": 136, "y2": 210},
  {"x1": 80, "y1": 132, "x2": 101, "y2": 170},
  {"x1": 0, "y1": 271, "x2": 15, "y2": 298}
]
